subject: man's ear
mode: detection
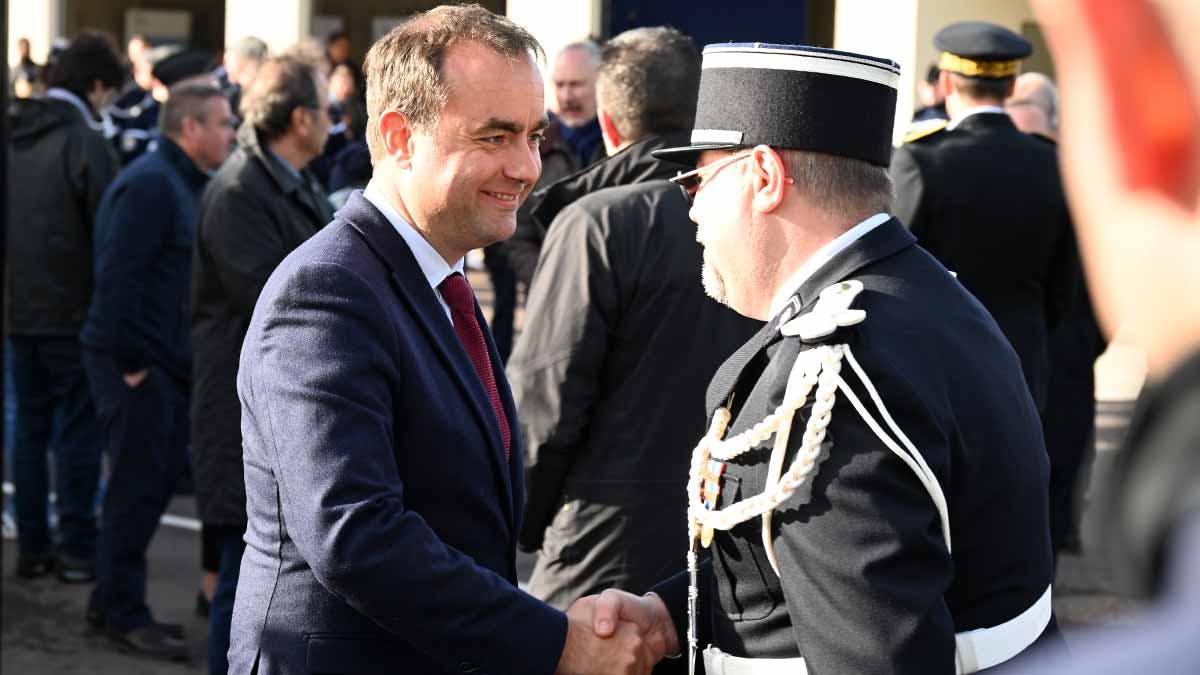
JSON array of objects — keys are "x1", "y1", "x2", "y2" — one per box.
[
  {"x1": 290, "y1": 106, "x2": 311, "y2": 137},
  {"x1": 180, "y1": 115, "x2": 202, "y2": 142},
  {"x1": 938, "y1": 69, "x2": 956, "y2": 100},
  {"x1": 749, "y1": 145, "x2": 789, "y2": 214},
  {"x1": 598, "y1": 108, "x2": 623, "y2": 153},
  {"x1": 1072, "y1": 0, "x2": 1199, "y2": 208},
  {"x1": 378, "y1": 109, "x2": 416, "y2": 166}
]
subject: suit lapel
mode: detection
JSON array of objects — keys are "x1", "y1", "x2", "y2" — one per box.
[
  {"x1": 337, "y1": 192, "x2": 516, "y2": 526},
  {"x1": 706, "y1": 218, "x2": 916, "y2": 415}
]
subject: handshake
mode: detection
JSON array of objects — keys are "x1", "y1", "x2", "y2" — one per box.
[{"x1": 554, "y1": 589, "x2": 681, "y2": 675}]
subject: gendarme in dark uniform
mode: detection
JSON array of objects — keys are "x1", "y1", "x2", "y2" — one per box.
[
  {"x1": 647, "y1": 42, "x2": 1059, "y2": 675},
  {"x1": 890, "y1": 23, "x2": 1077, "y2": 411}
]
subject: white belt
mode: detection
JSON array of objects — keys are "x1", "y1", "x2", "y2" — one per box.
[
  {"x1": 955, "y1": 584, "x2": 1053, "y2": 674},
  {"x1": 701, "y1": 584, "x2": 1052, "y2": 675},
  {"x1": 703, "y1": 647, "x2": 807, "y2": 675}
]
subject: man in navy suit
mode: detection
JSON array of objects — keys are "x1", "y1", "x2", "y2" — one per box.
[{"x1": 229, "y1": 6, "x2": 652, "y2": 675}]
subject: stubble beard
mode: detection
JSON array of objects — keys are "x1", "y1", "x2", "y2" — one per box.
[{"x1": 701, "y1": 255, "x2": 730, "y2": 308}]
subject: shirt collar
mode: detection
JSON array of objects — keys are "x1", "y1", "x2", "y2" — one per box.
[
  {"x1": 157, "y1": 136, "x2": 209, "y2": 189},
  {"x1": 362, "y1": 179, "x2": 464, "y2": 292},
  {"x1": 767, "y1": 212, "x2": 891, "y2": 321},
  {"x1": 268, "y1": 147, "x2": 303, "y2": 182},
  {"x1": 947, "y1": 105, "x2": 1007, "y2": 130}
]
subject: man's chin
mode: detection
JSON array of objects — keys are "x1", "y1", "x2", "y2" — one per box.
[
  {"x1": 701, "y1": 261, "x2": 730, "y2": 308},
  {"x1": 479, "y1": 218, "x2": 518, "y2": 246},
  {"x1": 558, "y1": 113, "x2": 593, "y2": 128}
]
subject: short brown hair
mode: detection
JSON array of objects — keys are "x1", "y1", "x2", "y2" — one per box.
[
  {"x1": 239, "y1": 55, "x2": 322, "y2": 143},
  {"x1": 363, "y1": 4, "x2": 543, "y2": 161},
  {"x1": 782, "y1": 149, "x2": 894, "y2": 218},
  {"x1": 159, "y1": 83, "x2": 225, "y2": 138},
  {"x1": 596, "y1": 27, "x2": 700, "y2": 141}
]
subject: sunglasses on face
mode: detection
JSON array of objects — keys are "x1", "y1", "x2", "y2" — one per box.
[{"x1": 670, "y1": 152, "x2": 753, "y2": 206}]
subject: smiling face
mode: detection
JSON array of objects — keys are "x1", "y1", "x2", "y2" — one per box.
[{"x1": 399, "y1": 40, "x2": 546, "y2": 262}]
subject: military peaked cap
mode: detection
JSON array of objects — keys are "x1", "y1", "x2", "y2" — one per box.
[{"x1": 935, "y1": 22, "x2": 1032, "y2": 79}]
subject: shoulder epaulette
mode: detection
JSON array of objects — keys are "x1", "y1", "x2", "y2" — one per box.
[{"x1": 902, "y1": 119, "x2": 948, "y2": 144}]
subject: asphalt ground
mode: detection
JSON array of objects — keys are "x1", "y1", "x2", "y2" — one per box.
[{"x1": 0, "y1": 269, "x2": 1144, "y2": 673}]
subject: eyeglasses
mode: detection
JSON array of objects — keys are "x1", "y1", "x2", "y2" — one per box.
[{"x1": 670, "y1": 152, "x2": 752, "y2": 206}]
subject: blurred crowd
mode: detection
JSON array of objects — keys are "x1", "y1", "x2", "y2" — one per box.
[{"x1": 5, "y1": 27, "x2": 378, "y2": 668}]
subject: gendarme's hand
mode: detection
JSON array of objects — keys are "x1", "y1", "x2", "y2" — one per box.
[
  {"x1": 556, "y1": 597, "x2": 654, "y2": 675},
  {"x1": 590, "y1": 589, "x2": 680, "y2": 663}
]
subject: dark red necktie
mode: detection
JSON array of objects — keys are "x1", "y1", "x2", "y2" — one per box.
[{"x1": 439, "y1": 272, "x2": 511, "y2": 458}]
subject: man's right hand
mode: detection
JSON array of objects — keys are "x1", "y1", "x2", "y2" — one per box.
[
  {"x1": 555, "y1": 597, "x2": 654, "y2": 675},
  {"x1": 590, "y1": 590, "x2": 680, "y2": 662}
]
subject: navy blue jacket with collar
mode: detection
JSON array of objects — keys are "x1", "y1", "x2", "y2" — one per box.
[
  {"x1": 81, "y1": 136, "x2": 207, "y2": 383},
  {"x1": 229, "y1": 192, "x2": 567, "y2": 675}
]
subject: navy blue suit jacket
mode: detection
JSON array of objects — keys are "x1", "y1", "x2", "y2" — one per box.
[{"x1": 229, "y1": 192, "x2": 567, "y2": 675}]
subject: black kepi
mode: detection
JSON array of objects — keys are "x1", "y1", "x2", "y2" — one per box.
[{"x1": 653, "y1": 42, "x2": 900, "y2": 167}]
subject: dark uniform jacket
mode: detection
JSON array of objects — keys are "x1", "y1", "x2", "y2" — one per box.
[
  {"x1": 890, "y1": 112, "x2": 1077, "y2": 410},
  {"x1": 7, "y1": 94, "x2": 119, "y2": 336},
  {"x1": 80, "y1": 137, "x2": 208, "y2": 384},
  {"x1": 654, "y1": 219, "x2": 1058, "y2": 674},
  {"x1": 106, "y1": 88, "x2": 160, "y2": 166},
  {"x1": 190, "y1": 122, "x2": 332, "y2": 528},
  {"x1": 507, "y1": 132, "x2": 761, "y2": 609}
]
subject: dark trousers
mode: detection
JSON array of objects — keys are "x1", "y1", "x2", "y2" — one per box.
[
  {"x1": 83, "y1": 352, "x2": 187, "y2": 632},
  {"x1": 208, "y1": 532, "x2": 245, "y2": 675},
  {"x1": 483, "y1": 244, "x2": 516, "y2": 363},
  {"x1": 8, "y1": 336, "x2": 102, "y2": 558}
]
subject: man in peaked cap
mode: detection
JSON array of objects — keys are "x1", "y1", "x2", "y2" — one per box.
[
  {"x1": 890, "y1": 22, "x2": 1079, "y2": 415},
  {"x1": 581, "y1": 41, "x2": 1060, "y2": 674},
  {"x1": 111, "y1": 47, "x2": 216, "y2": 164}
]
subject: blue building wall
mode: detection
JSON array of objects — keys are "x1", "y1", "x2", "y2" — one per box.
[{"x1": 606, "y1": 0, "x2": 811, "y2": 48}]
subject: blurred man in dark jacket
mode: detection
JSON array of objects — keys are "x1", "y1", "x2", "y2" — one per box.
[
  {"x1": 191, "y1": 53, "x2": 332, "y2": 675},
  {"x1": 5, "y1": 31, "x2": 123, "y2": 583},
  {"x1": 507, "y1": 27, "x2": 761, "y2": 609},
  {"x1": 80, "y1": 82, "x2": 235, "y2": 661},
  {"x1": 1006, "y1": 72, "x2": 1106, "y2": 556}
]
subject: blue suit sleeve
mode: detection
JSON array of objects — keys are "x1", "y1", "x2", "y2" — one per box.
[
  {"x1": 90, "y1": 173, "x2": 172, "y2": 373},
  {"x1": 243, "y1": 259, "x2": 568, "y2": 675}
]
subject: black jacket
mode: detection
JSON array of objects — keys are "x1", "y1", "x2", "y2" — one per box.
[
  {"x1": 80, "y1": 138, "x2": 208, "y2": 383},
  {"x1": 6, "y1": 93, "x2": 119, "y2": 335},
  {"x1": 507, "y1": 132, "x2": 762, "y2": 607},
  {"x1": 654, "y1": 220, "x2": 1058, "y2": 674},
  {"x1": 890, "y1": 112, "x2": 1077, "y2": 410},
  {"x1": 191, "y1": 122, "x2": 332, "y2": 527}
]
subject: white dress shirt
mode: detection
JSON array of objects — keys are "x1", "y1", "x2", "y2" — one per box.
[
  {"x1": 362, "y1": 179, "x2": 464, "y2": 323},
  {"x1": 947, "y1": 105, "x2": 1007, "y2": 131},
  {"x1": 767, "y1": 212, "x2": 891, "y2": 321}
]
